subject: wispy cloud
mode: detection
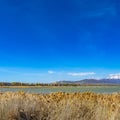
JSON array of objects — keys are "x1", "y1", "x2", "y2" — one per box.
[
  {"x1": 0, "y1": 68, "x2": 20, "y2": 74},
  {"x1": 68, "y1": 72, "x2": 96, "y2": 76},
  {"x1": 80, "y1": 5, "x2": 116, "y2": 19},
  {"x1": 109, "y1": 73, "x2": 120, "y2": 79},
  {"x1": 0, "y1": 67, "x2": 44, "y2": 76},
  {"x1": 48, "y1": 70, "x2": 55, "y2": 74},
  {"x1": 87, "y1": 6, "x2": 116, "y2": 17},
  {"x1": 22, "y1": 73, "x2": 44, "y2": 76}
]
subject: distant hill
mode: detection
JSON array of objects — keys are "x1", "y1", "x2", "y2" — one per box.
[
  {"x1": 56, "y1": 79, "x2": 120, "y2": 85},
  {"x1": 1, "y1": 79, "x2": 120, "y2": 86}
]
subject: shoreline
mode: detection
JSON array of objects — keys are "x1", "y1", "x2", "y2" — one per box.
[{"x1": 1, "y1": 84, "x2": 120, "y2": 88}]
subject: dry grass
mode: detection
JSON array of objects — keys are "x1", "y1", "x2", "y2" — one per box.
[{"x1": 0, "y1": 92, "x2": 120, "y2": 120}]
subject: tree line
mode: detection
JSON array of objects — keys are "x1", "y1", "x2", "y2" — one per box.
[{"x1": 0, "y1": 82, "x2": 81, "y2": 86}]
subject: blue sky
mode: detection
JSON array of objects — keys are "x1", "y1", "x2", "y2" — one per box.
[{"x1": 0, "y1": 0, "x2": 120, "y2": 83}]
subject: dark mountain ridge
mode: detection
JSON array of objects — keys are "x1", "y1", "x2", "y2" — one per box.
[{"x1": 56, "y1": 79, "x2": 120, "y2": 85}]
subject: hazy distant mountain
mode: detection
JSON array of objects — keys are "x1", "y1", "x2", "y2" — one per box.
[{"x1": 56, "y1": 79, "x2": 120, "y2": 85}]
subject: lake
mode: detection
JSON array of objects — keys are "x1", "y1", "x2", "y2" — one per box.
[{"x1": 0, "y1": 86, "x2": 120, "y2": 94}]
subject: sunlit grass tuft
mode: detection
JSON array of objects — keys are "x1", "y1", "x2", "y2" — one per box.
[{"x1": 0, "y1": 92, "x2": 120, "y2": 120}]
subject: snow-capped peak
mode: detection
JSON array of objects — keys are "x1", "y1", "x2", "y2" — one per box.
[{"x1": 109, "y1": 73, "x2": 120, "y2": 79}]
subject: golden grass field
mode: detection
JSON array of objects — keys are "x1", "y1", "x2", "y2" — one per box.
[{"x1": 0, "y1": 92, "x2": 120, "y2": 120}]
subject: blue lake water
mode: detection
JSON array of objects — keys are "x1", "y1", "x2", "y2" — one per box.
[{"x1": 0, "y1": 86, "x2": 120, "y2": 94}]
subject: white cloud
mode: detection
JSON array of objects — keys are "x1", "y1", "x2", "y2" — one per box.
[
  {"x1": 48, "y1": 70, "x2": 55, "y2": 74},
  {"x1": 68, "y1": 72, "x2": 96, "y2": 76},
  {"x1": 109, "y1": 73, "x2": 120, "y2": 79}
]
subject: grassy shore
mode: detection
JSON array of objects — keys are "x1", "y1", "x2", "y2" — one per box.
[
  {"x1": 1, "y1": 84, "x2": 120, "y2": 89},
  {"x1": 0, "y1": 86, "x2": 45, "y2": 88},
  {"x1": 0, "y1": 92, "x2": 120, "y2": 120}
]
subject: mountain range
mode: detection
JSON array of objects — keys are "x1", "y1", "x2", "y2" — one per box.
[{"x1": 56, "y1": 79, "x2": 120, "y2": 85}]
